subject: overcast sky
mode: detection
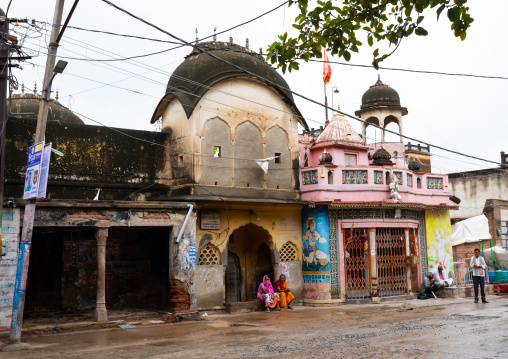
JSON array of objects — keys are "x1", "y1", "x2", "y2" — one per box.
[{"x1": 5, "y1": 0, "x2": 508, "y2": 174}]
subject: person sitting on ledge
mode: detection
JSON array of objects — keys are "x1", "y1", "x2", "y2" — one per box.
[
  {"x1": 257, "y1": 275, "x2": 281, "y2": 312},
  {"x1": 433, "y1": 265, "x2": 453, "y2": 288},
  {"x1": 274, "y1": 274, "x2": 295, "y2": 310}
]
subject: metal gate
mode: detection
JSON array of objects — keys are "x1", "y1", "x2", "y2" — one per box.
[
  {"x1": 376, "y1": 228, "x2": 407, "y2": 297},
  {"x1": 345, "y1": 230, "x2": 370, "y2": 299}
]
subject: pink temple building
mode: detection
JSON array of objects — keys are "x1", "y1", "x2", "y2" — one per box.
[{"x1": 299, "y1": 77, "x2": 457, "y2": 304}]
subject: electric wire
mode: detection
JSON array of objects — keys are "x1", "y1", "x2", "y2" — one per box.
[{"x1": 99, "y1": 0, "x2": 506, "y2": 168}]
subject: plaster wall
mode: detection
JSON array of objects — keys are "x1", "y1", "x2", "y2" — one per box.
[
  {"x1": 0, "y1": 209, "x2": 20, "y2": 332},
  {"x1": 449, "y1": 173, "x2": 508, "y2": 219},
  {"x1": 308, "y1": 146, "x2": 370, "y2": 167},
  {"x1": 195, "y1": 203, "x2": 302, "y2": 305},
  {"x1": 161, "y1": 78, "x2": 300, "y2": 192},
  {"x1": 275, "y1": 261, "x2": 303, "y2": 300},
  {"x1": 196, "y1": 265, "x2": 224, "y2": 309}
]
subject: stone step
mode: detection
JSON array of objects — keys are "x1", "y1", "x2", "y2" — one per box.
[{"x1": 224, "y1": 300, "x2": 264, "y2": 314}]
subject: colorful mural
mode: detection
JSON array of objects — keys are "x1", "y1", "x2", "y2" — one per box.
[
  {"x1": 425, "y1": 210, "x2": 453, "y2": 273},
  {"x1": 302, "y1": 206, "x2": 330, "y2": 272}
]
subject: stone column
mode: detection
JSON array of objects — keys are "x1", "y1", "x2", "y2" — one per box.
[
  {"x1": 368, "y1": 228, "x2": 378, "y2": 297},
  {"x1": 398, "y1": 119, "x2": 404, "y2": 143},
  {"x1": 361, "y1": 123, "x2": 367, "y2": 145},
  {"x1": 337, "y1": 221, "x2": 346, "y2": 299},
  {"x1": 95, "y1": 228, "x2": 108, "y2": 322},
  {"x1": 405, "y1": 228, "x2": 411, "y2": 293}
]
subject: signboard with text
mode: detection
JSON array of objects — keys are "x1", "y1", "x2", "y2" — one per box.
[
  {"x1": 23, "y1": 141, "x2": 44, "y2": 200},
  {"x1": 200, "y1": 211, "x2": 220, "y2": 230}
]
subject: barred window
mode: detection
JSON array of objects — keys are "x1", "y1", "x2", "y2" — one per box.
[
  {"x1": 280, "y1": 242, "x2": 297, "y2": 262},
  {"x1": 198, "y1": 243, "x2": 220, "y2": 265}
]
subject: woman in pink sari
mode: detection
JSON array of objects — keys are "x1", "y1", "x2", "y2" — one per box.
[{"x1": 257, "y1": 275, "x2": 281, "y2": 312}]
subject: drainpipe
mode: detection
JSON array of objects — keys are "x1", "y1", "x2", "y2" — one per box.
[{"x1": 176, "y1": 204, "x2": 194, "y2": 243}]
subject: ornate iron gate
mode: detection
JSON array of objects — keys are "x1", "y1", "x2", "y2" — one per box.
[
  {"x1": 376, "y1": 228, "x2": 408, "y2": 297},
  {"x1": 345, "y1": 229, "x2": 370, "y2": 299}
]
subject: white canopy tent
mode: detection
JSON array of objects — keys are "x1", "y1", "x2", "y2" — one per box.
[{"x1": 451, "y1": 214, "x2": 491, "y2": 247}]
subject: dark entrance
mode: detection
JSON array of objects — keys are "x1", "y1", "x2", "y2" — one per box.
[
  {"x1": 225, "y1": 251, "x2": 241, "y2": 303},
  {"x1": 25, "y1": 226, "x2": 171, "y2": 315}
]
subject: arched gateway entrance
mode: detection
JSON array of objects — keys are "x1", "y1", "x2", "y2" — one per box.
[{"x1": 225, "y1": 223, "x2": 274, "y2": 302}]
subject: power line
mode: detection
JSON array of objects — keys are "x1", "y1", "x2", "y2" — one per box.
[{"x1": 99, "y1": 0, "x2": 506, "y2": 168}]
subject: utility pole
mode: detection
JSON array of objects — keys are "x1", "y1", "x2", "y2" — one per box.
[
  {"x1": 9, "y1": 0, "x2": 69, "y2": 343},
  {"x1": 0, "y1": 8, "x2": 9, "y2": 260}
]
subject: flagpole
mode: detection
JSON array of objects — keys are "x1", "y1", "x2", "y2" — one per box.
[{"x1": 324, "y1": 84, "x2": 328, "y2": 123}]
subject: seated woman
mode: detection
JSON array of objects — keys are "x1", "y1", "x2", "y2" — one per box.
[
  {"x1": 257, "y1": 275, "x2": 281, "y2": 312},
  {"x1": 274, "y1": 274, "x2": 295, "y2": 309}
]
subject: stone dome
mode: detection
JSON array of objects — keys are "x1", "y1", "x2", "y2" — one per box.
[
  {"x1": 150, "y1": 40, "x2": 307, "y2": 129},
  {"x1": 316, "y1": 113, "x2": 364, "y2": 147},
  {"x1": 369, "y1": 147, "x2": 393, "y2": 166},
  {"x1": 360, "y1": 75, "x2": 401, "y2": 110},
  {"x1": 319, "y1": 150, "x2": 333, "y2": 165},
  {"x1": 7, "y1": 92, "x2": 84, "y2": 125}
]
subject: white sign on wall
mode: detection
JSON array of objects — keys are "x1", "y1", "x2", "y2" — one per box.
[{"x1": 201, "y1": 211, "x2": 220, "y2": 230}]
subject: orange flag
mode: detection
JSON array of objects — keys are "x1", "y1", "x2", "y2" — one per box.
[{"x1": 323, "y1": 49, "x2": 331, "y2": 85}]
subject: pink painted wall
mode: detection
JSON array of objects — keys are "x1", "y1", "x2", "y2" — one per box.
[{"x1": 367, "y1": 142, "x2": 406, "y2": 169}]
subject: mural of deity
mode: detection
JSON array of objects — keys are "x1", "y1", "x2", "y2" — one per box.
[{"x1": 302, "y1": 207, "x2": 330, "y2": 271}]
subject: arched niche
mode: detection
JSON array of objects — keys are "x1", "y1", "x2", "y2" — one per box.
[
  {"x1": 265, "y1": 125, "x2": 292, "y2": 190},
  {"x1": 201, "y1": 117, "x2": 233, "y2": 186},
  {"x1": 234, "y1": 121, "x2": 263, "y2": 188}
]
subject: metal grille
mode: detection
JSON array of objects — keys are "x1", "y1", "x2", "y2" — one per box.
[
  {"x1": 198, "y1": 243, "x2": 220, "y2": 265},
  {"x1": 345, "y1": 229, "x2": 371, "y2": 299},
  {"x1": 280, "y1": 242, "x2": 297, "y2": 262},
  {"x1": 376, "y1": 228, "x2": 408, "y2": 297}
]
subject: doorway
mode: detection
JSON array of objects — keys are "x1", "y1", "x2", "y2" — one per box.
[
  {"x1": 225, "y1": 251, "x2": 241, "y2": 303},
  {"x1": 376, "y1": 228, "x2": 408, "y2": 297},
  {"x1": 227, "y1": 223, "x2": 273, "y2": 302},
  {"x1": 344, "y1": 229, "x2": 371, "y2": 299}
]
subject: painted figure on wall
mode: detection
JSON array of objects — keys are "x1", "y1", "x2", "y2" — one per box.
[
  {"x1": 302, "y1": 207, "x2": 330, "y2": 271},
  {"x1": 425, "y1": 210, "x2": 453, "y2": 274}
]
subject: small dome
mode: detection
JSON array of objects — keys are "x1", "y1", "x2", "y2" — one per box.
[
  {"x1": 7, "y1": 93, "x2": 84, "y2": 125},
  {"x1": 319, "y1": 149, "x2": 333, "y2": 165},
  {"x1": 316, "y1": 113, "x2": 364, "y2": 146},
  {"x1": 369, "y1": 147, "x2": 393, "y2": 166},
  {"x1": 408, "y1": 159, "x2": 421, "y2": 171},
  {"x1": 361, "y1": 75, "x2": 401, "y2": 110}
]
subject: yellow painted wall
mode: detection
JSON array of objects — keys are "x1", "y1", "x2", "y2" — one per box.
[
  {"x1": 425, "y1": 209, "x2": 453, "y2": 273},
  {"x1": 197, "y1": 203, "x2": 302, "y2": 300}
]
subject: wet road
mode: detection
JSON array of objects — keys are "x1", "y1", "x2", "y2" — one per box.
[{"x1": 1, "y1": 297, "x2": 507, "y2": 358}]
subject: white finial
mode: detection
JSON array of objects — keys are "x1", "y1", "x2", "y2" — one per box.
[
  {"x1": 259, "y1": 47, "x2": 262, "y2": 54},
  {"x1": 195, "y1": 28, "x2": 198, "y2": 42},
  {"x1": 213, "y1": 27, "x2": 217, "y2": 41},
  {"x1": 21, "y1": 82, "x2": 25, "y2": 93},
  {"x1": 33, "y1": 82, "x2": 37, "y2": 94},
  {"x1": 246, "y1": 38, "x2": 249, "y2": 50},
  {"x1": 56, "y1": 89, "x2": 59, "y2": 101}
]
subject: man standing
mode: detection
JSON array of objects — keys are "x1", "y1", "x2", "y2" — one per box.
[{"x1": 470, "y1": 248, "x2": 488, "y2": 304}]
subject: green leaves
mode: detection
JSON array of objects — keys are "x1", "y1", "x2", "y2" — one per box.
[{"x1": 267, "y1": 0, "x2": 473, "y2": 71}]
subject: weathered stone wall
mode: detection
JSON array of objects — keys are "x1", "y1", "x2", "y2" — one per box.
[
  {"x1": 196, "y1": 265, "x2": 224, "y2": 309},
  {"x1": 5, "y1": 118, "x2": 171, "y2": 200},
  {"x1": 275, "y1": 261, "x2": 303, "y2": 301},
  {"x1": 0, "y1": 209, "x2": 20, "y2": 331}
]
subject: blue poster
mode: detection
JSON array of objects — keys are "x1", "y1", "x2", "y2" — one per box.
[
  {"x1": 302, "y1": 206, "x2": 330, "y2": 271},
  {"x1": 23, "y1": 141, "x2": 44, "y2": 200}
]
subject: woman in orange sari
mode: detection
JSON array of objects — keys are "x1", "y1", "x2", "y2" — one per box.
[{"x1": 274, "y1": 274, "x2": 295, "y2": 309}]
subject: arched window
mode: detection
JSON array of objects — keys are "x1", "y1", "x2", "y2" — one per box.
[
  {"x1": 417, "y1": 176, "x2": 422, "y2": 189},
  {"x1": 198, "y1": 243, "x2": 220, "y2": 265},
  {"x1": 328, "y1": 170, "x2": 334, "y2": 185},
  {"x1": 280, "y1": 242, "x2": 297, "y2": 262}
]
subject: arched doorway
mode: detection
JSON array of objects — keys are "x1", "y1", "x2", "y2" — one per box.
[
  {"x1": 225, "y1": 252, "x2": 241, "y2": 303},
  {"x1": 227, "y1": 223, "x2": 273, "y2": 302}
]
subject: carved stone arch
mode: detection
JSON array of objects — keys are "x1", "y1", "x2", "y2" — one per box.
[
  {"x1": 233, "y1": 119, "x2": 264, "y2": 140},
  {"x1": 201, "y1": 115, "x2": 234, "y2": 140}
]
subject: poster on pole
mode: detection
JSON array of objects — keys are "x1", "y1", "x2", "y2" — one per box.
[
  {"x1": 22, "y1": 141, "x2": 44, "y2": 200},
  {"x1": 37, "y1": 143, "x2": 52, "y2": 199}
]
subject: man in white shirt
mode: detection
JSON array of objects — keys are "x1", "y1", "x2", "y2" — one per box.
[
  {"x1": 470, "y1": 248, "x2": 488, "y2": 304},
  {"x1": 433, "y1": 265, "x2": 453, "y2": 288}
]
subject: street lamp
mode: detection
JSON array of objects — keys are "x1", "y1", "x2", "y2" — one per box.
[
  {"x1": 331, "y1": 86, "x2": 340, "y2": 111},
  {"x1": 46, "y1": 60, "x2": 67, "y2": 101}
]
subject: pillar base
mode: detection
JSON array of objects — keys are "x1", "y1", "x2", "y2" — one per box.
[{"x1": 95, "y1": 306, "x2": 107, "y2": 322}]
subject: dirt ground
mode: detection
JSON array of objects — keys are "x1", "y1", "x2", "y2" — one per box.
[{"x1": 1, "y1": 296, "x2": 507, "y2": 359}]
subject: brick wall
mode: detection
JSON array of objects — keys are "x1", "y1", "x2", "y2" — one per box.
[{"x1": 453, "y1": 242, "x2": 479, "y2": 263}]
